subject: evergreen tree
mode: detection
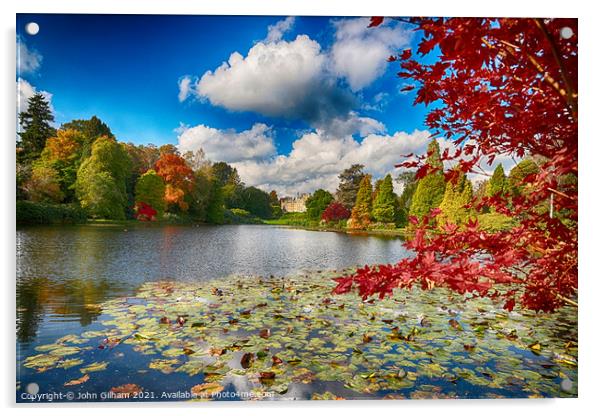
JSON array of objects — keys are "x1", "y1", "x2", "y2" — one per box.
[
  {"x1": 135, "y1": 170, "x2": 166, "y2": 217},
  {"x1": 409, "y1": 140, "x2": 445, "y2": 219},
  {"x1": 349, "y1": 175, "x2": 373, "y2": 229},
  {"x1": 305, "y1": 189, "x2": 334, "y2": 221},
  {"x1": 18, "y1": 93, "x2": 56, "y2": 162},
  {"x1": 336, "y1": 164, "x2": 365, "y2": 209},
  {"x1": 372, "y1": 174, "x2": 397, "y2": 223},
  {"x1": 486, "y1": 163, "x2": 507, "y2": 196},
  {"x1": 437, "y1": 169, "x2": 474, "y2": 227}
]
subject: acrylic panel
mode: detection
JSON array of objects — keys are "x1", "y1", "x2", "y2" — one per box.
[{"x1": 16, "y1": 14, "x2": 578, "y2": 403}]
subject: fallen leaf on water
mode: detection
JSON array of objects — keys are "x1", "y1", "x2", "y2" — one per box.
[
  {"x1": 241, "y1": 352, "x2": 254, "y2": 369},
  {"x1": 259, "y1": 329, "x2": 271, "y2": 339},
  {"x1": 64, "y1": 373, "x2": 90, "y2": 386}
]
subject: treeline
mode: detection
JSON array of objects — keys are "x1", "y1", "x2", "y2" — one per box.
[
  {"x1": 16, "y1": 93, "x2": 281, "y2": 224},
  {"x1": 286, "y1": 140, "x2": 541, "y2": 232}
]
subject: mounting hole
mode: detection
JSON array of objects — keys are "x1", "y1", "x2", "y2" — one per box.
[
  {"x1": 25, "y1": 22, "x2": 39, "y2": 36},
  {"x1": 560, "y1": 26, "x2": 574, "y2": 40}
]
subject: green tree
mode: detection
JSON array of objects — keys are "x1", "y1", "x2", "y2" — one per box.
[
  {"x1": 409, "y1": 140, "x2": 445, "y2": 219},
  {"x1": 135, "y1": 170, "x2": 166, "y2": 217},
  {"x1": 75, "y1": 136, "x2": 131, "y2": 219},
  {"x1": 508, "y1": 159, "x2": 539, "y2": 196},
  {"x1": 187, "y1": 167, "x2": 213, "y2": 222},
  {"x1": 372, "y1": 174, "x2": 397, "y2": 223},
  {"x1": 62, "y1": 116, "x2": 114, "y2": 162},
  {"x1": 349, "y1": 175, "x2": 373, "y2": 229},
  {"x1": 336, "y1": 164, "x2": 365, "y2": 210},
  {"x1": 237, "y1": 187, "x2": 273, "y2": 219},
  {"x1": 18, "y1": 93, "x2": 56, "y2": 162},
  {"x1": 212, "y1": 162, "x2": 241, "y2": 188},
  {"x1": 486, "y1": 163, "x2": 507, "y2": 196},
  {"x1": 305, "y1": 189, "x2": 334, "y2": 221},
  {"x1": 206, "y1": 178, "x2": 225, "y2": 224},
  {"x1": 438, "y1": 170, "x2": 474, "y2": 227}
]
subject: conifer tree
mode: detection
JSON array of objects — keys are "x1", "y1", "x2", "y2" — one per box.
[
  {"x1": 409, "y1": 140, "x2": 445, "y2": 219},
  {"x1": 18, "y1": 93, "x2": 56, "y2": 162},
  {"x1": 438, "y1": 169, "x2": 474, "y2": 227},
  {"x1": 348, "y1": 174, "x2": 373, "y2": 229},
  {"x1": 486, "y1": 163, "x2": 507, "y2": 196},
  {"x1": 372, "y1": 174, "x2": 397, "y2": 223}
]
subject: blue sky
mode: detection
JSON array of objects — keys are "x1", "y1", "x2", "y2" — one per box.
[{"x1": 17, "y1": 14, "x2": 444, "y2": 195}]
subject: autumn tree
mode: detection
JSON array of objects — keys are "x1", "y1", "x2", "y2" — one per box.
[
  {"x1": 22, "y1": 164, "x2": 63, "y2": 203},
  {"x1": 321, "y1": 201, "x2": 351, "y2": 223},
  {"x1": 75, "y1": 136, "x2": 131, "y2": 219},
  {"x1": 155, "y1": 153, "x2": 195, "y2": 212},
  {"x1": 348, "y1": 175, "x2": 373, "y2": 229},
  {"x1": 335, "y1": 17, "x2": 578, "y2": 313},
  {"x1": 18, "y1": 93, "x2": 56, "y2": 162},
  {"x1": 336, "y1": 164, "x2": 365, "y2": 210},
  {"x1": 408, "y1": 140, "x2": 445, "y2": 220},
  {"x1": 437, "y1": 169, "x2": 474, "y2": 227},
  {"x1": 372, "y1": 174, "x2": 398, "y2": 223},
  {"x1": 508, "y1": 159, "x2": 540, "y2": 197},
  {"x1": 305, "y1": 189, "x2": 334, "y2": 221},
  {"x1": 39, "y1": 129, "x2": 84, "y2": 202},
  {"x1": 135, "y1": 170, "x2": 166, "y2": 218}
]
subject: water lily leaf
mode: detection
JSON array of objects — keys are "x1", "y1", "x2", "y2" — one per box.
[{"x1": 80, "y1": 361, "x2": 108, "y2": 373}]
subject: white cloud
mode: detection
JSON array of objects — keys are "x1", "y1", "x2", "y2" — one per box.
[
  {"x1": 195, "y1": 35, "x2": 354, "y2": 126},
  {"x1": 17, "y1": 36, "x2": 42, "y2": 75},
  {"x1": 178, "y1": 76, "x2": 194, "y2": 102},
  {"x1": 232, "y1": 128, "x2": 432, "y2": 195},
  {"x1": 330, "y1": 18, "x2": 412, "y2": 91},
  {"x1": 17, "y1": 77, "x2": 53, "y2": 115},
  {"x1": 265, "y1": 16, "x2": 295, "y2": 43},
  {"x1": 177, "y1": 123, "x2": 276, "y2": 163}
]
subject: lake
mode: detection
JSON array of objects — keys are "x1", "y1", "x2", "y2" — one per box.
[{"x1": 16, "y1": 224, "x2": 577, "y2": 401}]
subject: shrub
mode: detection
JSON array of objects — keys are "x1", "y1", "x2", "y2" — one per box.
[{"x1": 16, "y1": 201, "x2": 86, "y2": 225}]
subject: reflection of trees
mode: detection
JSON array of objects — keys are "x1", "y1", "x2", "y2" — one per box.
[{"x1": 16, "y1": 277, "x2": 120, "y2": 343}]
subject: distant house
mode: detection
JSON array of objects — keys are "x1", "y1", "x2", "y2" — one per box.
[{"x1": 280, "y1": 193, "x2": 310, "y2": 213}]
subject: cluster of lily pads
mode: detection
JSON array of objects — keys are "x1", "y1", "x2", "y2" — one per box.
[{"x1": 21, "y1": 270, "x2": 578, "y2": 400}]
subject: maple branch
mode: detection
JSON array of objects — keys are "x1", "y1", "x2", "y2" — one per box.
[{"x1": 533, "y1": 18, "x2": 578, "y2": 118}]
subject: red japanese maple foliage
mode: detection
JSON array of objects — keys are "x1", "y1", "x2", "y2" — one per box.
[
  {"x1": 134, "y1": 201, "x2": 157, "y2": 221},
  {"x1": 321, "y1": 201, "x2": 351, "y2": 222},
  {"x1": 334, "y1": 18, "x2": 577, "y2": 312}
]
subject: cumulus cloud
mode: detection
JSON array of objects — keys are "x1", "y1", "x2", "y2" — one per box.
[
  {"x1": 177, "y1": 123, "x2": 276, "y2": 163},
  {"x1": 181, "y1": 18, "x2": 414, "y2": 135},
  {"x1": 232, "y1": 128, "x2": 432, "y2": 195},
  {"x1": 17, "y1": 77, "x2": 52, "y2": 115},
  {"x1": 265, "y1": 16, "x2": 295, "y2": 43},
  {"x1": 195, "y1": 35, "x2": 355, "y2": 128},
  {"x1": 330, "y1": 18, "x2": 412, "y2": 91},
  {"x1": 17, "y1": 36, "x2": 42, "y2": 75},
  {"x1": 178, "y1": 76, "x2": 194, "y2": 102}
]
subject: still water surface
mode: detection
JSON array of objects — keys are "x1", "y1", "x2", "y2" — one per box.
[{"x1": 16, "y1": 224, "x2": 408, "y2": 345}]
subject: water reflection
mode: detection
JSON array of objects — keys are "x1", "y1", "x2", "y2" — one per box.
[{"x1": 16, "y1": 224, "x2": 410, "y2": 343}]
